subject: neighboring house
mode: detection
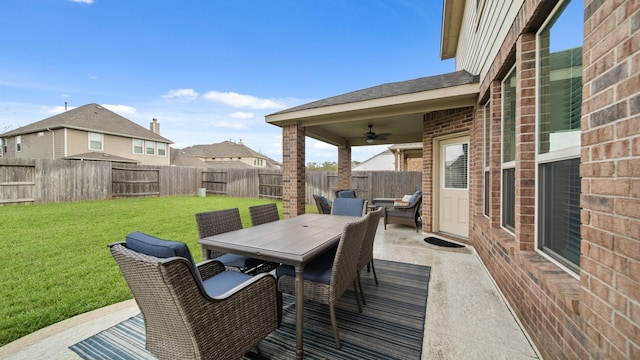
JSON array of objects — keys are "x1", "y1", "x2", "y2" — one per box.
[
  {"x1": 352, "y1": 150, "x2": 395, "y2": 171},
  {"x1": 178, "y1": 140, "x2": 281, "y2": 170},
  {"x1": 388, "y1": 143, "x2": 422, "y2": 171},
  {"x1": 0, "y1": 103, "x2": 172, "y2": 165},
  {"x1": 267, "y1": 1, "x2": 639, "y2": 359}
]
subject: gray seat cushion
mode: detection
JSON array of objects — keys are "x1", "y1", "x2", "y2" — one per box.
[
  {"x1": 337, "y1": 190, "x2": 356, "y2": 198},
  {"x1": 216, "y1": 253, "x2": 262, "y2": 269},
  {"x1": 276, "y1": 246, "x2": 337, "y2": 284}
]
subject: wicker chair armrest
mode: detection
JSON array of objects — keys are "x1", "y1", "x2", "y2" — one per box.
[
  {"x1": 208, "y1": 272, "x2": 277, "y2": 300},
  {"x1": 196, "y1": 259, "x2": 226, "y2": 280}
]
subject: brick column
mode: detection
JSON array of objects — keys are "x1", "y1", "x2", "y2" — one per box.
[
  {"x1": 515, "y1": 33, "x2": 536, "y2": 251},
  {"x1": 282, "y1": 123, "x2": 305, "y2": 218},
  {"x1": 337, "y1": 141, "x2": 351, "y2": 191}
]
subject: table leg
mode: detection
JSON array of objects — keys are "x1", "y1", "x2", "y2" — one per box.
[{"x1": 295, "y1": 265, "x2": 304, "y2": 359}]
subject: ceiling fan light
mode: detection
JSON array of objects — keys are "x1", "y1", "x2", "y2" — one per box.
[{"x1": 366, "y1": 138, "x2": 374, "y2": 144}]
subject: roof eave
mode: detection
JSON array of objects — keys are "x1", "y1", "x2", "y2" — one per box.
[{"x1": 441, "y1": 0, "x2": 466, "y2": 60}]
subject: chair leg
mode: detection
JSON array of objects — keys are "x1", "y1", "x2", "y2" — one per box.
[
  {"x1": 357, "y1": 272, "x2": 366, "y2": 305},
  {"x1": 329, "y1": 305, "x2": 341, "y2": 349},
  {"x1": 370, "y1": 260, "x2": 379, "y2": 285},
  {"x1": 353, "y1": 281, "x2": 362, "y2": 313}
]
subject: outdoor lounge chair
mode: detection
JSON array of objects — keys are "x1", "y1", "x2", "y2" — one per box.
[
  {"x1": 276, "y1": 217, "x2": 368, "y2": 349},
  {"x1": 109, "y1": 232, "x2": 280, "y2": 360},
  {"x1": 195, "y1": 208, "x2": 275, "y2": 274},
  {"x1": 313, "y1": 194, "x2": 332, "y2": 214},
  {"x1": 357, "y1": 207, "x2": 383, "y2": 305},
  {"x1": 383, "y1": 191, "x2": 422, "y2": 232},
  {"x1": 248, "y1": 203, "x2": 280, "y2": 226}
]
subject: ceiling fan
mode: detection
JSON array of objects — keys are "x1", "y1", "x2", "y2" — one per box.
[{"x1": 363, "y1": 124, "x2": 391, "y2": 144}]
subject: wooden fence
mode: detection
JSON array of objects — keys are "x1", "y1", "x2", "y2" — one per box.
[{"x1": 0, "y1": 158, "x2": 421, "y2": 206}]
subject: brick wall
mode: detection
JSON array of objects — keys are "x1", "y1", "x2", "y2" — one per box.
[
  {"x1": 422, "y1": 107, "x2": 474, "y2": 233},
  {"x1": 282, "y1": 123, "x2": 305, "y2": 218},
  {"x1": 468, "y1": 0, "x2": 639, "y2": 359},
  {"x1": 581, "y1": 0, "x2": 640, "y2": 358}
]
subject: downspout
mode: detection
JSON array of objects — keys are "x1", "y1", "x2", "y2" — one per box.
[{"x1": 47, "y1": 128, "x2": 54, "y2": 159}]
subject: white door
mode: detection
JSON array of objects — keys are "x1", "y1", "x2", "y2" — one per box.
[{"x1": 438, "y1": 136, "x2": 469, "y2": 238}]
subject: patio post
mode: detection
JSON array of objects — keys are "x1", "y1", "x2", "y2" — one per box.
[
  {"x1": 282, "y1": 123, "x2": 305, "y2": 218},
  {"x1": 337, "y1": 140, "x2": 352, "y2": 191}
]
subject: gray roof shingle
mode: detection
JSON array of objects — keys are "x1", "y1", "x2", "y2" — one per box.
[
  {"x1": 270, "y1": 70, "x2": 479, "y2": 115},
  {"x1": 1, "y1": 103, "x2": 172, "y2": 143}
]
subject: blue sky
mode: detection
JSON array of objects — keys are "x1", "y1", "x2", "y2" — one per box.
[{"x1": 0, "y1": 0, "x2": 454, "y2": 164}]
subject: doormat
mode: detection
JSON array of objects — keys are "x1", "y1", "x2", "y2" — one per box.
[{"x1": 424, "y1": 237, "x2": 465, "y2": 248}]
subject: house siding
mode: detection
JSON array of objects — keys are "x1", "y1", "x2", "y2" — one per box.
[
  {"x1": 464, "y1": 0, "x2": 639, "y2": 359},
  {"x1": 455, "y1": 0, "x2": 524, "y2": 81},
  {"x1": 66, "y1": 128, "x2": 169, "y2": 165}
]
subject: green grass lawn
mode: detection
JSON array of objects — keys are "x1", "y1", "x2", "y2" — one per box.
[{"x1": 0, "y1": 195, "x2": 317, "y2": 347}]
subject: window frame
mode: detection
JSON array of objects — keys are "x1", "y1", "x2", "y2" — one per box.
[
  {"x1": 16, "y1": 135, "x2": 22, "y2": 152},
  {"x1": 157, "y1": 142, "x2": 166, "y2": 156},
  {"x1": 534, "y1": 0, "x2": 582, "y2": 277},
  {"x1": 483, "y1": 102, "x2": 491, "y2": 217},
  {"x1": 501, "y1": 65, "x2": 517, "y2": 233},
  {"x1": 133, "y1": 139, "x2": 144, "y2": 154},
  {"x1": 88, "y1": 132, "x2": 103, "y2": 151},
  {"x1": 145, "y1": 140, "x2": 155, "y2": 155}
]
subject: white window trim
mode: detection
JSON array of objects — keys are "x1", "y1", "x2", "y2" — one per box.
[
  {"x1": 88, "y1": 132, "x2": 103, "y2": 151},
  {"x1": 16, "y1": 135, "x2": 22, "y2": 152},
  {"x1": 145, "y1": 140, "x2": 155, "y2": 155},
  {"x1": 133, "y1": 139, "x2": 144, "y2": 154},
  {"x1": 534, "y1": 0, "x2": 581, "y2": 279},
  {"x1": 483, "y1": 102, "x2": 491, "y2": 218},
  {"x1": 157, "y1": 142, "x2": 166, "y2": 156},
  {"x1": 501, "y1": 65, "x2": 517, "y2": 234}
]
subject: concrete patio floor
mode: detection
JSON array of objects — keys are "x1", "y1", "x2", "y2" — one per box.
[{"x1": 0, "y1": 221, "x2": 542, "y2": 359}]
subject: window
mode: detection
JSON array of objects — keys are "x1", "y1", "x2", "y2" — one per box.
[
  {"x1": 157, "y1": 143, "x2": 166, "y2": 156},
  {"x1": 16, "y1": 136, "x2": 22, "y2": 152},
  {"x1": 537, "y1": 0, "x2": 582, "y2": 273},
  {"x1": 133, "y1": 139, "x2": 143, "y2": 154},
  {"x1": 483, "y1": 102, "x2": 491, "y2": 217},
  {"x1": 89, "y1": 133, "x2": 103, "y2": 150},
  {"x1": 146, "y1": 141, "x2": 155, "y2": 155},
  {"x1": 443, "y1": 143, "x2": 468, "y2": 189},
  {"x1": 502, "y1": 67, "x2": 516, "y2": 232}
]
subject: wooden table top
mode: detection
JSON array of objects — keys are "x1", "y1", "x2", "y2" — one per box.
[{"x1": 198, "y1": 213, "x2": 361, "y2": 266}]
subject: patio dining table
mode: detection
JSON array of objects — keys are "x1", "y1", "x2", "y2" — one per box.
[{"x1": 198, "y1": 213, "x2": 360, "y2": 359}]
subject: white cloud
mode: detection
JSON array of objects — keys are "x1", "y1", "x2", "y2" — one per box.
[
  {"x1": 42, "y1": 105, "x2": 74, "y2": 115},
  {"x1": 71, "y1": 0, "x2": 94, "y2": 3},
  {"x1": 229, "y1": 111, "x2": 254, "y2": 119},
  {"x1": 202, "y1": 91, "x2": 287, "y2": 110},
  {"x1": 162, "y1": 88, "x2": 199, "y2": 100},
  {"x1": 213, "y1": 120, "x2": 248, "y2": 130},
  {"x1": 102, "y1": 104, "x2": 137, "y2": 115},
  {"x1": 88, "y1": 75, "x2": 98, "y2": 80}
]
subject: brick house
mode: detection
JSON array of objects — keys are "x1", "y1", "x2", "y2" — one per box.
[
  {"x1": 267, "y1": 1, "x2": 639, "y2": 359},
  {"x1": 0, "y1": 103, "x2": 172, "y2": 165}
]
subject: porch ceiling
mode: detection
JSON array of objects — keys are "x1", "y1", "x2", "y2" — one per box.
[{"x1": 266, "y1": 71, "x2": 479, "y2": 147}]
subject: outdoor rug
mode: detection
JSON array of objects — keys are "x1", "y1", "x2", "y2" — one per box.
[{"x1": 69, "y1": 259, "x2": 430, "y2": 360}]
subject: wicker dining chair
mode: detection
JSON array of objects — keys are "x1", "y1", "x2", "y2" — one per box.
[
  {"x1": 276, "y1": 216, "x2": 369, "y2": 349},
  {"x1": 313, "y1": 194, "x2": 332, "y2": 214},
  {"x1": 109, "y1": 232, "x2": 280, "y2": 360},
  {"x1": 248, "y1": 203, "x2": 280, "y2": 226},
  {"x1": 330, "y1": 197, "x2": 368, "y2": 217},
  {"x1": 357, "y1": 207, "x2": 383, "y2": 305},
  {"x1": 195, "y1": 208, "x2": 269, "y2": 274}
]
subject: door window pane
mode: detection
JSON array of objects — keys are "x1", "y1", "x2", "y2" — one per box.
[{"x1": 444, "y1": 143, "x2": 468, "y2": 189}]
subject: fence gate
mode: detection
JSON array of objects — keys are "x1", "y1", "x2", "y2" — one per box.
[{"x1": 112, "y1": 166, "x2": 160, "y2": 198}]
